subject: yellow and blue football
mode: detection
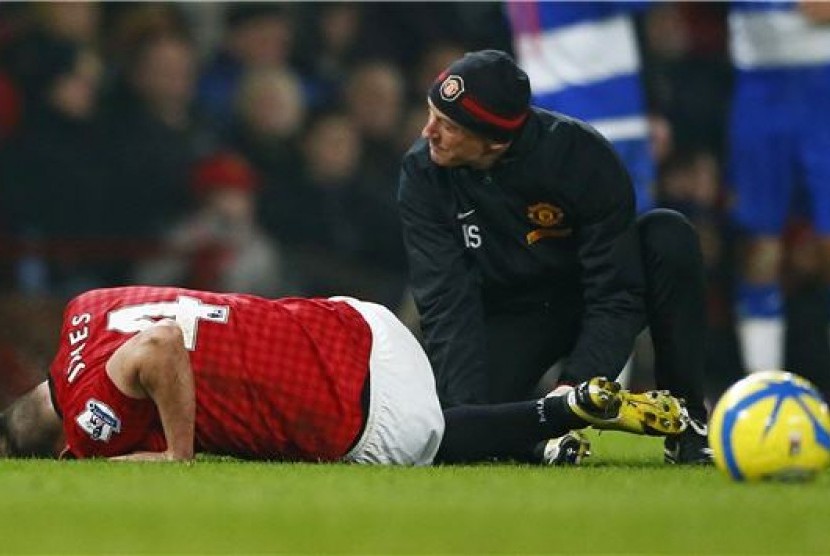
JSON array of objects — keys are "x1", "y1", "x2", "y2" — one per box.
[{"x1": 709, "y1": 370, "x2": 830, "y2": 481}]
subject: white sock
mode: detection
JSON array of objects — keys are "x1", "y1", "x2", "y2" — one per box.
[
  {"x1": 739, "y1": 318, "x2": 784, "y2": 372},
  {"x1": 546, "y1": 384, "x2": 574, "y2": 398},
  {"x1": 615, "y1": 356, "x2": 633, "y2": 388}
]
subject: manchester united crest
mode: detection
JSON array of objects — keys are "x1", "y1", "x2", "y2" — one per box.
[
  {"x1": 527, "y1": 203, "x2": 563, "y2": 227},
  {"x1": 526, "y1": 202, "x2": 570, "y2": 245},
  {"x1": 439, "y1": 75, "x2": 465, "y2": 102}
]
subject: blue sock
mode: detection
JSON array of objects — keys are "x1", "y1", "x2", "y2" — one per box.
[{"x1": 737, "y1": 282, "x2": 783, "y2": 318}]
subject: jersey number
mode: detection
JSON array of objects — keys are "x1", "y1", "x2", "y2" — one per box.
[{"x1": 107, "y1": 296, "x2": 230, "y2": 350}]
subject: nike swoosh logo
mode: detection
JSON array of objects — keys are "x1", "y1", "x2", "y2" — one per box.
[{"x1": 456, "y1": 209, "x2": 475, "y2": 220}]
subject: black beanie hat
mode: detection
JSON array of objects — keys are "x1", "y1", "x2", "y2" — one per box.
[{"x1": 428, "y1": 49, "x2": 530, "y2": 143}]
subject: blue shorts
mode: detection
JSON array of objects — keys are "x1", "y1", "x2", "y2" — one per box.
[{"x1": 728, "y1": 69, "x2": 830, "y2": 235}]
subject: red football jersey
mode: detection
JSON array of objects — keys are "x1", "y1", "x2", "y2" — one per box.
[{"x1": 48, "y1": 286, "x2": 372, "y2": 461}]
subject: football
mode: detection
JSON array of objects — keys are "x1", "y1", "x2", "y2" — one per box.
[{"x1": 709, "y1": 370, "x2": 830, "y2": 481}]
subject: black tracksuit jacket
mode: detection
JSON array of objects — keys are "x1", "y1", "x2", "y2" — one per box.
[{"x1": 398, "y1": 107, "x2": 647, "y2": 405}]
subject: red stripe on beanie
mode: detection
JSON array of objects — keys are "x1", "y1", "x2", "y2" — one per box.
[{"x1": 460, "y1": 95, "x2": 527, "y2": 130}]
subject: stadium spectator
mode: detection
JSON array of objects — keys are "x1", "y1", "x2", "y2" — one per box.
[
  {"x1": 98, "y1": 31, "x2": 213, "y2": 241},
  {"x1": 293, "y1": 2, "x2": 364, "y2": 109},
  {"x1": 31, "y1": 2, "x2": 101, "y2": 46},
  {"x1": 358, "y1": 4, "x2": 511, "y2": 70},
  {"x1": 197, "y1": 3, "x2": 295, "y2": 132},
  {"x1": 640, "y1": 2, "x2": 731, "y2": 159},
  {"x1": 726, "y1": 2, "x2": 830, "y2": 376},
  {"x1": 343, "y1": 59, "x2": 407, "y2": 204},
  {"x1": 0, "y1": 286, "x2": 686, "y2": 462},
  {"x1": 272, "y1": 109, "x2": 407, "y2": 310},
  {"x1": 133, "y1": 151, "x2": 289, "y2": 297},
  {"x1": 100, "y1": 3, "x2": 189, "y2": 71},
  {"x1": 398, "y1": 49, "x2": 711, "y2": 464},
  {"x1": 507, "y1": 2, "x2": 659, "y2": 213},
  {"x1": 0, "y1": 38, "x2": 108, "y2": 295},
  {"x1": 394, "y1": 43, "x2": 468, "y2": 160},
  {"x1": 410, "y1": 43, "x2": 467, "y2": 103},
  {"x1": 228, "y1": 67, "x2": 306, "y2": 232}
]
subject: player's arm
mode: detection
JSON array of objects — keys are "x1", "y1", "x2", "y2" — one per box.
[{"x1": 105, "y1": 319, "x2": 195, "y2": 461}]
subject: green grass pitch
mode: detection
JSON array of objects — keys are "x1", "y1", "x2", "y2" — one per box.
[{"x1": 1, "y1": 432, "x2": 828, "y2": 555}]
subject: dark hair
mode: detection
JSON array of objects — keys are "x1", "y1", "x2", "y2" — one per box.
[
  {"x1": 125, "y1": 30, "x2": 193, "y2": 76},
  {"x1": 303, "y1": 106, "x2": 351, "y2": 135},
  {"x1": 0, "y1": 384, "x2": 61, "y2": 458},
  {"x1": 6, "y1": 34, "x2": 81, "y2": 103},
  {"x1": 225, "y1": 4, "x2": 287, "y2": 30}
]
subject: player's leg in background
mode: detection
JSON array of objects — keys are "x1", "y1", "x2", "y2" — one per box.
[
  {"x1": 728, "y1": 89, "x2": 793, "y2": 374},
  {"x1": 783, "y1": 221, "x2": 830, "y2": 401},
  {"x1": 738, "y1": 236, "x2": 785, "y2": 371}
]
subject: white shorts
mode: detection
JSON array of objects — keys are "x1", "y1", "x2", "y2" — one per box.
[{"x1": 333, "y1": 297, "x2": 445, "y2": 465}]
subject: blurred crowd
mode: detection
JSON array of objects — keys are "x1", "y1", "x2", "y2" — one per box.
[{"x1": 0, "y1": 2, "x2": 827, "y2": 406}]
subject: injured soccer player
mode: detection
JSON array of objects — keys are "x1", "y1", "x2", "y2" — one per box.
[{"x1": 0, "y1": 287, "x2": 688, "y2": 465}]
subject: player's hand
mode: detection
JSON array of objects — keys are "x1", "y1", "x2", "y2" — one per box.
[{"x1": 110, "y1": 450, "x2": 193, "y2": 462}]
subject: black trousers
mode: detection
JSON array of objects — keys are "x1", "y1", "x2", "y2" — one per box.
[{"x1": 478, "y1": 209, "x2": 708, "y2": 419}]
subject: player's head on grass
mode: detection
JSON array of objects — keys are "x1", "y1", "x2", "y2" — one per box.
[{"x1": 0, "y1": 381, "x2": 62, "y2": 458}]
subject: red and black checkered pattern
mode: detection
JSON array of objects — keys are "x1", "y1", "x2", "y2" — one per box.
[{"x1": 50, "y1": 286, "x2": 371, "y2": 461}]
